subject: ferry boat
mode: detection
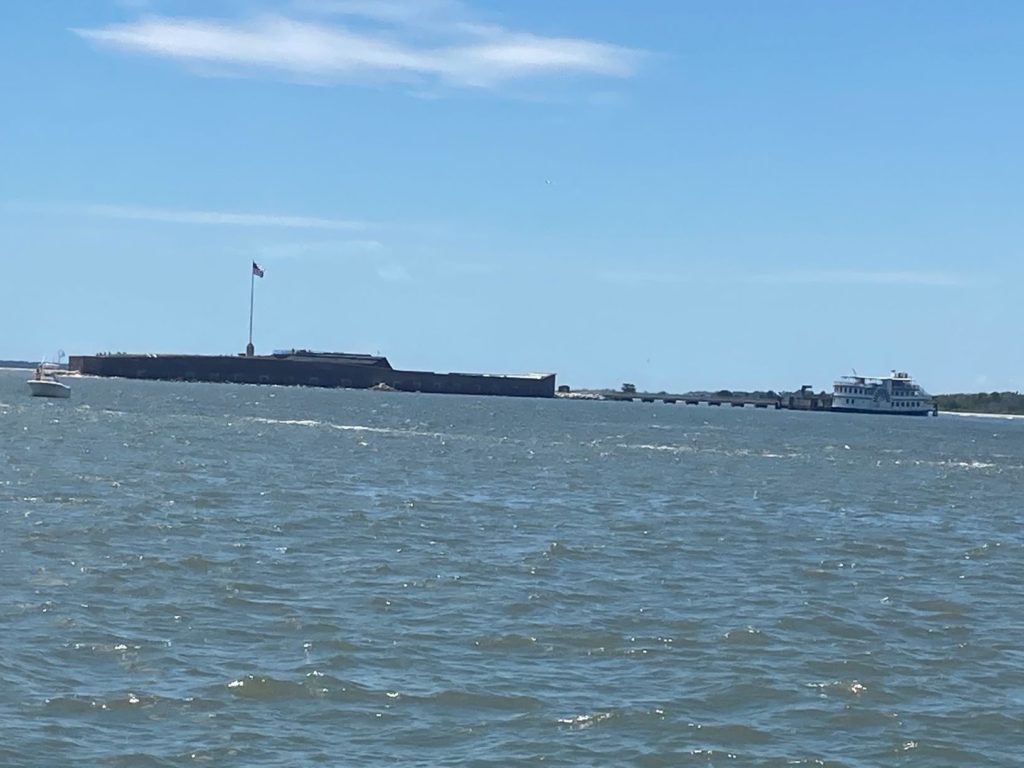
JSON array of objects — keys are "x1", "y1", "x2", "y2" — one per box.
[{"x1": 831, "y1": 371, "x2": 935, "y2": 416}]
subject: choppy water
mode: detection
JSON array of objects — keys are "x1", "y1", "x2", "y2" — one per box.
[{"x1": 1, "y1": 369, "x2": 1022, "y2": 766}]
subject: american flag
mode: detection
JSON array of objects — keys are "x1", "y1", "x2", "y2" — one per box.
[{"x1": 252, "y1": 261, "x2": 264, "y2": 278}]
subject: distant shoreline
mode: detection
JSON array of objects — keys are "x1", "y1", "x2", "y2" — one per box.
[
  {"x1": 3, "y1": 363, "x2": 1023, "y2": 417},
  {"x1": 933, "y1": 392, "x2": 1024, "y2": 417}
]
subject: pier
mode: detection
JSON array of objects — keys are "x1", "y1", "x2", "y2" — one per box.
[
  {"x1": 601, "y1": 392, "x2": 784, "y2": 408},
  {"x1": 558, "y1": 385, "x2": 834, "y2": 411}
]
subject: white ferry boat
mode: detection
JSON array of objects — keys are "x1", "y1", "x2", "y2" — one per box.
[{"x1": 831, "y1": 371, "x2": 935, "y2": 416}]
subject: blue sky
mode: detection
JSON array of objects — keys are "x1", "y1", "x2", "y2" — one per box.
[{"x1": 2, "y1": 1, "x2": 1023, "y2": 393}]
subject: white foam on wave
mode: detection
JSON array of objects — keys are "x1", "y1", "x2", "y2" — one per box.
[
  {"x1": 247, "y1": 416, "x2": 447, "y2": 439},
  {"x1": 941, "y1": 411, "x2": 1024, "y2": 421},
  {"x1": 617, "y1": 443, "x2": 696, "y2": 454},
  {"x1": 250, "y1": 417, "x2": 322, "y2": 428},
  {"x1": 557, "y1": 711, "x2": 613, "y2": 728},
  {"x1": 617, "y1": 443, "x2": 803, "y2": 460},
  {"x1": 946, "y1": 460, "x2": 998, "y2": 470}
]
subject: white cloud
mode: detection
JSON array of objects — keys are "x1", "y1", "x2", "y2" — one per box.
[
  {"x1": 74, "y1": 9, "x2": 642, "y2": 89},
  {"x1": 85, "y1": 203, "x2": 365, "y2": 230},
  {"x1": 751, "y1": 270, "x2": 961, "y2": 287}
]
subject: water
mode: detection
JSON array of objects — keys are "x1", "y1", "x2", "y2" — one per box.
[{"x1": 1, "y1": 369, "x2": 1022, "y2": 766}]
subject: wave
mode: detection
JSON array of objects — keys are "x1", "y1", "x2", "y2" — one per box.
[
  {"x1": 941, "y1": 411, "x2": 1024, "y2": 420},
  {"x1": 617, "y1": 443, "x2": 696, "y2": 454},
  {"x1": 246, "y1": 416, "x2": 447, "y2": 439},
  {"x1": 556, "y1": 711, "x2": 615, "y2": 728},
  {"x1": 616, "y1": 442, "x2": 804, "y2": 459}
]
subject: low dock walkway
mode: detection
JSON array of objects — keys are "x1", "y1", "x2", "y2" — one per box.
[
  {"x1": 560, "y1": 387, "x2": 834, "y2": 411},
  {"x1": 597, "y1": 392, "x2": 783, "y2": 408}
]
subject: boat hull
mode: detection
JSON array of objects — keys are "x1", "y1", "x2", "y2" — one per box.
[
  {"x1": 831, "y1": 406, "x2": 932, "y2": 416},
  {"x1": 28, "y1": 380, "x2": 71, "y2": 398}
]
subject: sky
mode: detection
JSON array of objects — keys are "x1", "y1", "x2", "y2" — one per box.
[{"x1": 2, "y1": 0, "x2": 1023, "y2": 393}]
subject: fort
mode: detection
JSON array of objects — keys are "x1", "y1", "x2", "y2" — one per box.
[{"x1": 68, "y1": 349, "x2": 556, "y2": 398}]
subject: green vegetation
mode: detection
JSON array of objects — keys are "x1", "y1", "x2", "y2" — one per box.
[{"x1": 935, "y1": 392, "x2": 1024, "y2": 415}]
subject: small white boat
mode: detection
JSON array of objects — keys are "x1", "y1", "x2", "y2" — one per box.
[{"x1": 28, "y1": 363, "x2": 71, "y2": 398}]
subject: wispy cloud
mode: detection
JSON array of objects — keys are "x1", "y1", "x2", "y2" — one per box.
[
  {"x1": 255, "y1": 239, "x2": 384, "y2": 260},
  {"x1": 84, "y1": 203, "x2": 366, "y2": 230},
  {"x1": 597, "y1": 269, "x2": 688, "y2": 285},
  {"x1": 750, "y1": 270, "x2": 961, "y2": 287},
  {"x1": 376, "y1": 263, "x2": 411, "y2": 281},
  {"x1": 250, "y1": 238, "x2": 408, "y2": 280},
  {"x1": 293, "y1": 0, "x2": 462, "y2": 25},
  {"x1": 73, "y1": 6, "x2": 643, "y2": 89},
  {"x1": 596, "y1": 268, "x2": 961, "y2": 288},
  {"x1": 438, "y1": 259, "x2": 502, "y2": 276}
]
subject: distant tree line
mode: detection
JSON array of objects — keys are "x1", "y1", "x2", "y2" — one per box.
[{"x1": 935, "y1": 392, "x2": 1024, "y2": 415}]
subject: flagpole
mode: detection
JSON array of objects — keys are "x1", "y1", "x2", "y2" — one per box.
[{"x1": 247, "y1": 266, "x2": 255, "y2": 357}]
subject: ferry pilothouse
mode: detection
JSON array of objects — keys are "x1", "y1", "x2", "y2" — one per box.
[{"x1": 831, "y1": 371, "x2": 937, "y2": 416}]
